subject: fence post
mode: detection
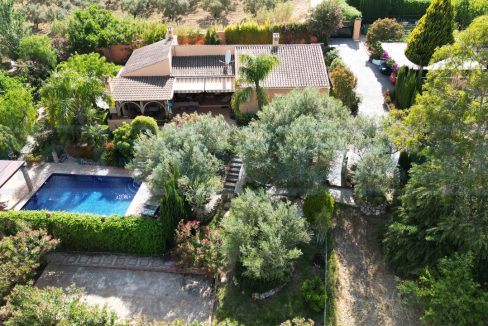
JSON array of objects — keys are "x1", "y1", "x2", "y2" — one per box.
[{"x1": 353, "y1": 18, "x2": 362, "y2": 41}]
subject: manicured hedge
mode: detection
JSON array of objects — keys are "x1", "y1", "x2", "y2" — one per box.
[
  {"x1": 390, "y1": 0, "x2": 431, "y2": 19},
  {"x1": 0, "y1": 211, "x2": 166, "y2": 255},
  {"x1": 347, "y1": 0, "x2": 430, "y2": 22},
  {"x1": 224, "y1": 21, "x2": 273, "y2": 44}
]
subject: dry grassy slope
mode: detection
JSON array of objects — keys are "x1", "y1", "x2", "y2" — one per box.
[
  {"x1": 333, "y1": 208, "x2": 421, "y2": 326},
  {"x1": 33, "y1": 0, "x2": 312, "y2": 33}
]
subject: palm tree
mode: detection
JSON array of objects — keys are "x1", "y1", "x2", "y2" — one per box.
[
  {"x1": 232, "y1": 53, "x2": 279, "y2": 115},
  {"x1": 40, "y1": 70, "x2": 109, "y2": 144}
]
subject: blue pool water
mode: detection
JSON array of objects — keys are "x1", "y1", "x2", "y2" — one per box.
[{"x1": 22, "y1": 174, "x2": 140, "y2": 216}]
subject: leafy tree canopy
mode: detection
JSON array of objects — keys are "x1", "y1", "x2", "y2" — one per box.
[
  {"x1": 129, "y1": 113, "x2": 233, "y2": 214},
  {"x1": 201, "y1": 0, "x2": 231, "y2": 18},
  {"x1": 154, "y1": 0, "x2": 190, "y2": 21},
  {"x1": 222, "y1": 189, "x2": 310, "y2": 282},
  {"x1": 399, "y1": 252, "x2": 488, "y2": 326},
  {"x1": 384, "y1": 16, "x2": 488, "y2": 274},
  {"x1": 308, "y1": 0, "x2": 344, "y2": 41},
  {"x1": 0, "y1": 73, "x2": 36, "y2": 158},
  {"x1": 0, "y1": 0, "x2": 31, "y2": 59},
  {"x1": 58, "y1": 53, "x2": 120, "y2": 78},
  {"x1": 121, "y1": 0, "x2": 155, "y2": 18},
  {"x1": 19, "y1": 35, "x2": 57, "y2": 69},
  {"x1": 40, "y1": 61, "x2": 111, "y2": 145},
  {"x1": 67, "y1": 4, "x2": 139, "y2": 53},
  {"x1": 238, "y1": 88, "x2": 352, "y2": 197}
]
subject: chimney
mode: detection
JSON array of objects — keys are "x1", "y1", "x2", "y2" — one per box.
[
  {"x1": 167, "y1": 26, "x2": 174, "y2": 40},
  {"x1": 272, "y1": 33, "x2": 280, "y2": 46}
]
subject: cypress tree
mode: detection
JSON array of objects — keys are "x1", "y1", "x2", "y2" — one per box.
[
  {"x1": 159, "y1": 169, "x2": 189, "y2": 247},
  {"x1": 405, "y1": 0, "x2": 455, "y2": 66}
]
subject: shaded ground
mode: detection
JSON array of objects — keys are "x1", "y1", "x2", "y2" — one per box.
[
  {"x1": 36, "y1": 264, "x2": 214, "y2": 323},
  {"x1": 329, "y1": 39, "x2": 393, "y2": 118},
  {"x1": 333, "y1": 208, "x2": 420, "y2": 326}
]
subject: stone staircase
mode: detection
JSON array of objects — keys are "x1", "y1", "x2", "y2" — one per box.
[{"x1": 223, "y1": 156, "x2": 243, "y2": 199}]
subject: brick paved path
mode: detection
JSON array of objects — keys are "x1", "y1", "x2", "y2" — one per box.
[{"x1": 45, "y1": 252, "x2": 204, "y2": 275}]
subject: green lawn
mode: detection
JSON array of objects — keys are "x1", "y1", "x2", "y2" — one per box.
[{"x1": 214, "y1": 244, "x2": 324, "y2": 326}]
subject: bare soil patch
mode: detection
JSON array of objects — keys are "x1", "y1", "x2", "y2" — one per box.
[{"x1": 333, "y1": 208, "x2": 420, "y2": 326}]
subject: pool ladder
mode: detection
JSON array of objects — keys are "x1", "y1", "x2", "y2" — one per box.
[{"x1": 127, "y1": 181, "x2": 140, "y2": 195}]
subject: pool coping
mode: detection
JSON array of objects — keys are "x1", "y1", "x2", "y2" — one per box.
[{"x1": 9, "y1": 163, "x2": 150, "y2": 216}]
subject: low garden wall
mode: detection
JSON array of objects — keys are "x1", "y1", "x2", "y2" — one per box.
[{"x1": 0, "y1": 211, "x2": 166, "y2": 255}]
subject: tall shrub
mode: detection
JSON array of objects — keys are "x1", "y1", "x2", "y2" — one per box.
[
  {"x1": 329, "y1": 65, "x2": 361, "y2": 115},
  {"x1": 366, "y1": 18, "x2": 405, "y2": 46},
  {"x1": 393, "y1": 66, "x2": 422, "y2": 109},
  {"x1": 159, "y1": 169, "x2": 190, "y2": 246},
  {"x1": 405, "y1": 0, "x2": 454, "y2": 66},
  {"x1": 303, "y1": 190, "x2": 334, "y2": 243},
  {"x1": 308, "y1": 0, "x2": 344, "y2": 41}
]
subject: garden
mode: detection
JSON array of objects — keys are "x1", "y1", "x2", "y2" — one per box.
[{"x1": 1, "y1": 0, "x2": 487, "y2": 324}]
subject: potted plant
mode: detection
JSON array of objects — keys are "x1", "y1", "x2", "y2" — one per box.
[{"x1": 369, "y1": 42, "x2": 385, "y2": 65}]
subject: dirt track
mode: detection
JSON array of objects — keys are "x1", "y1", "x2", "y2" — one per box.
[{"x1": 333, "y1": 208, "x2": 420, "y2": 326}]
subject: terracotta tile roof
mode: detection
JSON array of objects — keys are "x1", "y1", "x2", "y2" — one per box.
[
  {"x1": 110, "y1": 76, "x2": 174, "y2": 101},
  {"x1": 171, "y1": 55, "x2": 235, "y2": 77},
  {"x1": 235, "y1": 44, "x2": 330, "y2": 89},
  {"x1": 122, "y1": 39, "x2": 172, "y2": 74}
]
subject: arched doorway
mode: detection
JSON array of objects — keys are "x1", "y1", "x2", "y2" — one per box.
[
  {"x1": 143, "y1": 101, "x2": 165, "y2": 119},
  {"x1": 121, "y1": 102, "x2": 142, "y2": 119}
]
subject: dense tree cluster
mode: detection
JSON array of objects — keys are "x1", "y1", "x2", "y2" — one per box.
[{"x1": 384, "y1": 16, "x2": 488, "y2": 323}]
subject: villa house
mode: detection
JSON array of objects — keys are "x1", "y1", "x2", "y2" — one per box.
[{"x1": 106, "y1": 28, "x2": 330, "y2": 128}]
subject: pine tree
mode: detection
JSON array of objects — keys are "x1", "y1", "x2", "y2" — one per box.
[{"x1": 405, "y1": 0, "x2": 455, "y2": 66}]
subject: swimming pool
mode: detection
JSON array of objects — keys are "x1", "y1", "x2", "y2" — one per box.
[{"x1": 22, "y1": 174, "x2": 141, "y2": 216}]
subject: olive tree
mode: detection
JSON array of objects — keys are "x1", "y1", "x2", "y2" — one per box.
[
  {"x1": 238, "y1": 88, "x2": 352, "y2": 197},
  {"x1": 129, "y1": 113, "x2": 233, "y2": 215},
  {"x1": 222, "y1": 189, "x2": 310, "y2": 282}
]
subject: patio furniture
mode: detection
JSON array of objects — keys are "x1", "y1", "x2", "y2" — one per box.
[{"x1": 141, "y1": 200, "x2": 160, "y2": 218}]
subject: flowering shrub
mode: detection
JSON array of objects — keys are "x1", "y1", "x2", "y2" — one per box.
[
  {"x1": 0, "y1": 285, "x2": 117, "y2": 325},
  {"x1": 174, "y1": 220, "x2": 224, "y2": 277},
  {"x1": 0, "y1": 228, "x2": 59, "y2": 302}
]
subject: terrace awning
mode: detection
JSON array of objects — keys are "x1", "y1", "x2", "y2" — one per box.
[
  {"x1": 204, "y1": 77, "x2": 235, "y2": 92},
  {"x1": 174, "y1": 77, "x2": 235, "y2": 93}
]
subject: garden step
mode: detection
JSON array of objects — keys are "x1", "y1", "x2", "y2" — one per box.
[
  {"x1": 230, "y1": 158, "x2": 242, "y2": 164},
  {"x1": 229, "y1": 167, "x2": 241, "y2": 173},
  {"x1": 224, "y1": 183, "x2": 236, "y2": 188},
  {"x1": 226, "y1": 176, "x2": 238, "y2": 182},
  {"x1": 227, "y1": 171, "x2": 240, "y2": 176}
]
